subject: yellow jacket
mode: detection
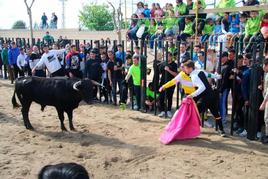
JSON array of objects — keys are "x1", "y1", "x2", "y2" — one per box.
[{"x1": 162, "y1": 71, "x2": 196, "y2": 95}]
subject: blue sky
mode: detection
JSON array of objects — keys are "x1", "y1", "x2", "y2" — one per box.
[{"x1": 0, "y1": 0, "x2": 242, "y2": 29}]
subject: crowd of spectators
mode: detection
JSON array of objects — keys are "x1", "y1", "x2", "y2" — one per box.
[{"x1": 0, "y1": 0, "x2": 268, "y2": 143}]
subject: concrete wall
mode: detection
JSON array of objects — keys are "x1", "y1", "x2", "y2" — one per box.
[{"x1": 0, "y1": 29, "x2": 127, "y2": 41}]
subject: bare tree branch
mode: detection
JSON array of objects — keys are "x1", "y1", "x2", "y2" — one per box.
[
  {"x1": 24, "y1": 0, "x2": 35, "y2": 45},
  {"x1": 30, "y1": 0, "x2": 35, "y2": 8},
  {"x1": 107, "y1": 1, "x2": 123, "y2": 43}
]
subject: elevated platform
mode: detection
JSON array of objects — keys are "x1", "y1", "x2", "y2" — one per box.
[{"x1": 0, "y1": 29, "x2": 127, "y2": 41}]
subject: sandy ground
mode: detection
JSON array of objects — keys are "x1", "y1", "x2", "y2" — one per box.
[{"x1": 0, "y1": 79, "x2": 268, "y2": 179}]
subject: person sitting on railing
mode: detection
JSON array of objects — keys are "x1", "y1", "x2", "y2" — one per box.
[
  {"x1": 135, "y1": 1, "x2": 144, "y2": 16},
  {"x1": 201, "y1": 18, "x2": 214, "y2": 44},
  {"x1": 174, "y1": 0, "x2": 188, "y2": 33},
  {"x1": 226, "y1": 13, "x2": 240, "y2": 48},
  {"x1": 154, "y1": 3, "x2": 164, "y2": 17},
  {"x1": 149, "y1": 18, "x2": 164, "y2": 51},
  {"x1": 232, "y1": 13, "x2": 248, "y2": 53},
  {"x1": 208, "y1": 17, "x2": 222, "y2": 49},
  {"x1": 127, "y1": 14, "x2": 139, "y2": 44},
  {"x1": 148, "y1": 19, "x2": 158, "y2": 52},
  {"x1": 143, "y1": 3, "x2": 151, "y2": 18},
  {"x1": 136, "y1": 13, "x2": 150, "y2": 40},
  {"x1": 217, "y1": 12, "x2": 230, "y2": 51},
  {"x1": 150, "y1": 3, "x2": 156, "y2": 19},
  {"x1": 243, "y1": 10, "x2": 265, "y2": 53},
  {"x1": 186, "y1": 0, "x2": 193, "y2": 10},
  {"x1": 177, "y1": 16, "x2": 194, "y2": 42},
  {"x1": 163, "y1": 10, "x2": 179, "y2": 36},
  {"x1": 192, "y1": 0, "x2": 207, "y2": 35}
]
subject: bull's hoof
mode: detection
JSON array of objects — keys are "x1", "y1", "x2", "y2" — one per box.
[
  {"x1": 70, "y1": 127, "x2": 76, "y2": 131},
  {"x1": 61, "y1": 127, "x2": 68, "y2": 131},
  {"x1": 26, "y1": 126, "x2": 34, "y2": 131},
  {"x1": 13, "y1": 104, "x2": 21, "y2": 108}
]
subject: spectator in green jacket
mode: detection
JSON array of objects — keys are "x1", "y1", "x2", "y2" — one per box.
[
  {"x1": 137, "y1": 13, "x2": 150, "y2": 40},
  {"x1": 43, "y1": 31, "x2": 54, "y2": 46},
  {"x1": 244, "y1": 10, "x2": 264, "y2": 48},
  {"x1": 145, "y1": 82, "x2": 159, "y2": 111},
  {"x1": 174, "y1": 0, "x2": 188, "y2": 33},
  {"x1": 192, "y1": 0, "x2": 207, "y2": 35},
  {"x1": 163, "y1": 10, "x2": 179, "y2": 36},
  {"x1": 177, "y1": 16, "x2": 193, "y2": 42},
  {"x1": 201, "y1": 18, "x2": 214, "y2": 43}
]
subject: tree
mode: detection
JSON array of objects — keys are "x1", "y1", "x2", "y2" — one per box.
[
  {"x1": 79, "y1": 3, "x2": 114, "y2": 31},
  {"x1": 108, "y1": 1, "x2": 123, "y2": 43},
  {"x1": 24, "y1": 0, "x2": 35, "y2": 45},
  {"x1": 12, "y1": 20, "x2": 27, "y2": 29}
]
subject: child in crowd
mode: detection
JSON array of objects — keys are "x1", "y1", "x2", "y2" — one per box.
[
  {"x1": 244, "y1": 10, "x2": 264, "y2": 48},
  {"x1": 145, "y1": 82, "x2": 159, "y2": 111},
  {"x1": 201, "y1": 18, "x2": 214, "y2": 43},
  {"x1": 244, "y1": 12, "x2": 267, "y2": 53},
  {"x1": 115, "y1": 44, "x2": 126, "y2": 64},
  {"x1": 177, "y1": 16, "x2": 193, "y2": 42},
  {"x1": 125, "y1": 55, "x2": 141, "y2": 110}
]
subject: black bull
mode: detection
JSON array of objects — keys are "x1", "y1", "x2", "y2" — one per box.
[{"x1": 12, "y1": 76, "x2": 99, "y2": 131}]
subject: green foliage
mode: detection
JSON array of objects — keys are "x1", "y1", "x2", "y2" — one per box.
[
  {"x1": 79, "y1": 4, "x2": 114, "y2": 31},
  {"x1": 12, "y1": 20, "x2": 26, "y2": 29}
]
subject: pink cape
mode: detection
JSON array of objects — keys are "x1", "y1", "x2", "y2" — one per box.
[{"x1": 160, "y1": 98, "x2": 201, "y2": 144}]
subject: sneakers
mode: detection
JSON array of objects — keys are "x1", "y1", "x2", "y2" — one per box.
[
  {"x1": 204, "y1": 120, "x2": 213, "y2": 128},
  {"x1": 236, "y1": 128, "x2": 244, "y2": 135},
  {"x1": 256, "y1": 132, "x2": 262, "y2": 140},
  {"x1": 167, "y1": 111, "x2": 173, "y2": 118},
  {"x1": 133, "y1": 105, "x2": 139, "y2": 110},
  {"x1": 219, "y1": 130, "x2": 226, "y2": 137},
  {"x1": 158, "y1": 111, "x2": 165, "y2": 117},
  {"x1": 239, "y1": 129, "x2": 247, "y2": 137}
]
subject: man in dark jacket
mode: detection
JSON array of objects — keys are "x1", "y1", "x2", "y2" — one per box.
[
  {"x1": 85, "y1": 49, "x2": 102, "y2": 99},
  {"x1": 218, "y1": 51, "x2": 234, "y2": 124},
  {"x1": 107, "y1": 50, "x2": 123, "y2": 105}
]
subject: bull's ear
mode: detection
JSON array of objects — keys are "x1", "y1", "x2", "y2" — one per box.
[{"x1": 73, "y1": 81, "x2": 82, "y2": 91}]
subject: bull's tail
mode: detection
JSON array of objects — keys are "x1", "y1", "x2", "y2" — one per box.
[{"x1": 12, "y1": 91, "x2": 20, "y2": 108}]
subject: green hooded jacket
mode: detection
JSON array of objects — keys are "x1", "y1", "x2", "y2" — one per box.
[{"x1": 1, "y1": 48, "x2": 8, "y2": 65}]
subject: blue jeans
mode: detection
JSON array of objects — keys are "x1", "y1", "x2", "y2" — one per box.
[
  {"x1": 128, "y1": 26, "x2": 138, "y2": 41},
  {"x1": 133, "y1": 85, "x2": 141, "y2": 109},
  {"x1": 149, "y1": 34, "x2": 163, "y2": 49},
  {"x1": 208, "y1": 35, "x2": 218, "y2": 48},
  {"x1": 201, "y1": 34, "x2": 210, "y2": 43},
  {"x1": 219, "y1": 89, "x2": 230, "y2": 123},
  {"x1": 112, "y1": 78, "x2": 123, "y2": 104}
]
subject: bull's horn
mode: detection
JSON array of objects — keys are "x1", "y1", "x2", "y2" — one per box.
[
  {"x1": 91, "y1": 80, "x2": 104, "y2": 88},
  {"x1": 73, "y1": 81, "x2": 82, "y2": 91}
]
